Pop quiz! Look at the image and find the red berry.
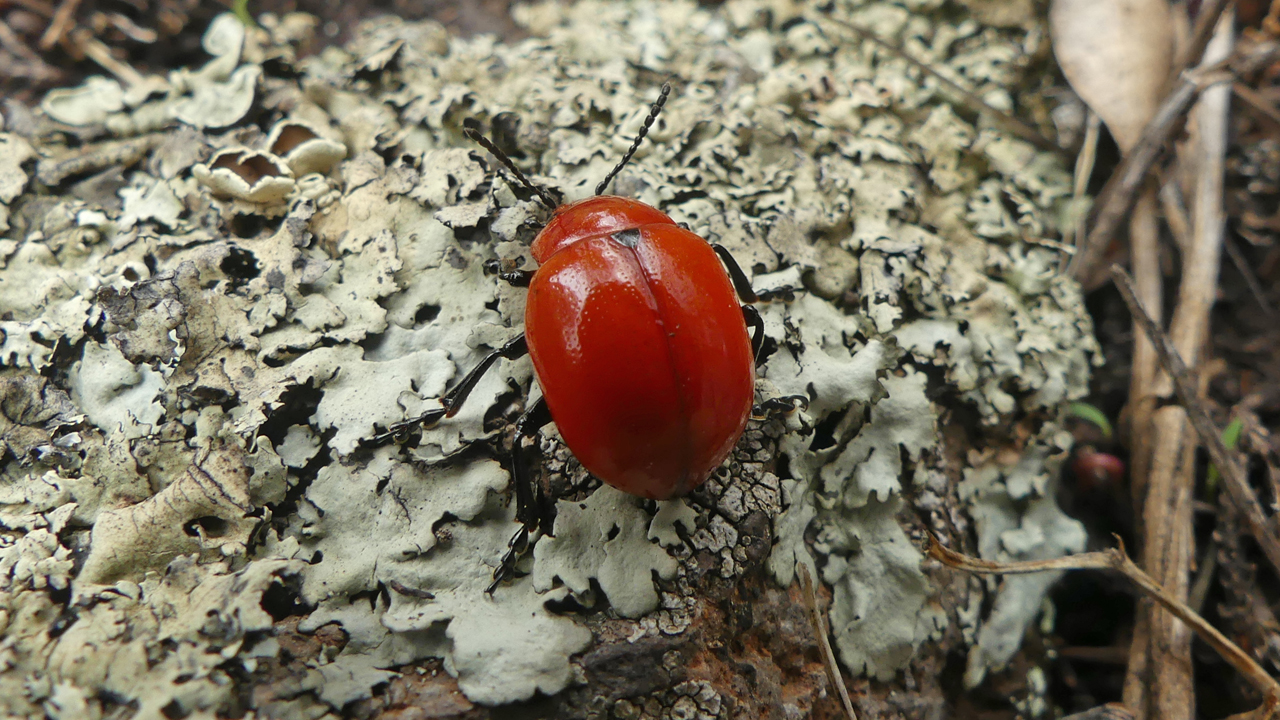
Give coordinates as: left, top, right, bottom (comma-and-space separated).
1072, 446, 1126, 490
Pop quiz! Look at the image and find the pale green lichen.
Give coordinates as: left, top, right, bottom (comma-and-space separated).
533, 486, 680, 619
0, 0, 1097, 713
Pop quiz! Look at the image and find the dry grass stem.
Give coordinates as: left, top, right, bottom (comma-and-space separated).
1125, 186, 1162, 533
1074, 111, 1102, 198
1133, 17, 1236, 717
1158, 176, 1193, 254
1187, 539, 1219, 614
1112, 266, 1280, 576
927, 537, 1280, 703
1071, 65, 1232, 283
74, 30, 146, 86
1062, 111, 1102, 272
1224, 233, 1276, 316
1233, 82, 1280, 132
1070, 0, 1235, 285
797, 563, 857, 720
37, 0, 81, 49
4, 0, 57, 18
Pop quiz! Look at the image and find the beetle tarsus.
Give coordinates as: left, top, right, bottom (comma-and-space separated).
487, 526, 532, 594
366, 407, 450, 447
499, 269, 534, 287
756, 286, 797, 302
752, 394, 810, 420
511, 397, 552, 524
484, 260, 535, 287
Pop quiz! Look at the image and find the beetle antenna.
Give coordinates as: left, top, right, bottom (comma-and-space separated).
463, 122, 559, 210
595, 82, 671, 196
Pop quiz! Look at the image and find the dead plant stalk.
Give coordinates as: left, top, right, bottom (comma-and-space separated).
1112, 267, 1280, 577
927, 538, 1280, 708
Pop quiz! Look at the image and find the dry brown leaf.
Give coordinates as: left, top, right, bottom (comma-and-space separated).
1050, 0, 1175, 154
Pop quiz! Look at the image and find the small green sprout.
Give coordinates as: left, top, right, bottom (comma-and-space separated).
1067, 402, 1113, 441
232, 0, 255, 28
1205, 417, 1244, 499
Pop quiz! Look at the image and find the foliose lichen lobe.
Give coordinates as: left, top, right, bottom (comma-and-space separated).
0, 0, 1095, 715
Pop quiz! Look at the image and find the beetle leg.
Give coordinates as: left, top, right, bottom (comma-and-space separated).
711, 244, 759, 304
499, 269, 534, 287
752, 394, 810, 420
489, 396, 554, 594
511, 396, 554, 531
483, 259, 535, 288
712, 244, 799, 303
756, 286, 796, 302
742, 305, 765, 363
366, 334, 529, 447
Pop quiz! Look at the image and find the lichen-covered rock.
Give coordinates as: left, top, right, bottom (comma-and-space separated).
0, 0, 1097, 716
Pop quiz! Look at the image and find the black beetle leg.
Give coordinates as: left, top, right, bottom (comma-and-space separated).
483, 259, 535, 288
756, 285, 797, 302
712, 244, 798, 303
488, 396, 554, 594
366, 334, 529, 447
499, 269, 535, 287
712, 244, 759, 304
742, 305, 765, 364
752, 395, 810, 420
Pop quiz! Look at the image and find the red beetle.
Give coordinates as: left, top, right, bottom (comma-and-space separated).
375, 85, 794, 590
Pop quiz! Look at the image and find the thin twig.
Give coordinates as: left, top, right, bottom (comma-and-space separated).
1111, 266, 1280, 579
1265, 0, 1280, 36
1070, 0, 1235, 283
1224, 233, 1276, 317
1074, 111, 1102, 198
1188, 538, 1219, 615
74, 30, 146, 87
37, 0, 80, 50
1183, 0, 1233, 77
797, 563, 857, 720
1062, 111, 1102, 273
1158, 175, 1193, 256
0, 18, 40, 60
1070, 66, 1232, 281
927, 536, 1280, 702
1, 0, 56, 17
1141, 18, 1235, 717
1233, 82, 1280, 133
100, 13, 157, 43
815, 14, 1066, 158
